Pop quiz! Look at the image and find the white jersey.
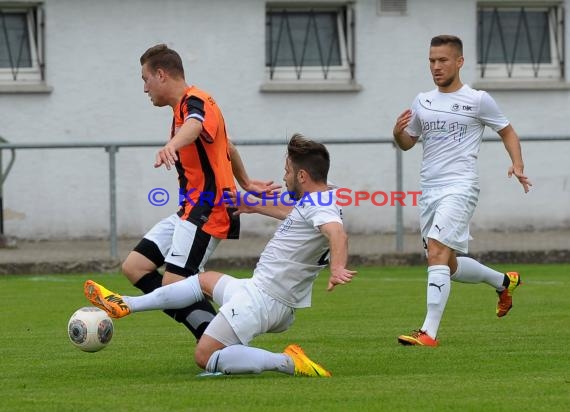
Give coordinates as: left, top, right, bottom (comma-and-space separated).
406, 84, 509, 188
252, 190, 343, 309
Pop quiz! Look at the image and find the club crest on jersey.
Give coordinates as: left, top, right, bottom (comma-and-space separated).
451, 103, 473, 112
278, 217, 293, 233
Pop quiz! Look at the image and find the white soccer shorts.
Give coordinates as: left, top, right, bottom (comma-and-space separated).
204, 278, 295, 346
142, 213, 220, 274
419, 184, 479, 255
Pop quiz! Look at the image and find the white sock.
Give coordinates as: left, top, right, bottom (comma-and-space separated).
421, 265, 451, 339
205, 345, 294, 375
451, 257, 505, 290
124, 275, 204, 313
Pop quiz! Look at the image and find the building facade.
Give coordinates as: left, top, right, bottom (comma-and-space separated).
1, 0, 569, 239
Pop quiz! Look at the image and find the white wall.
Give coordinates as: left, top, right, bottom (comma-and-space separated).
1, 0, 568, 239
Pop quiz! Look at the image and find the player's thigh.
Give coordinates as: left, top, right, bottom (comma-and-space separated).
164, 219, 220, 278
218, 283, 294, 345
123, 215, 178, 282
427, 188, 479, 254
208, 274, 249, 305
138, 214, 178, 258
202, 313, 241, 348
419, 189, 438, 242
266, 297, 295, 334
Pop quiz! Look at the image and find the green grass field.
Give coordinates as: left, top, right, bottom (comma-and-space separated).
1, 264, 569, 412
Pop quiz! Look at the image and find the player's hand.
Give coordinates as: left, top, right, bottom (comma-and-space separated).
242, 180, 282, 197
327, 267, 357, 291
224, 191, 255, 216
508, 164, 532, 193
154, 143, 178, 170
393, 109, 412, 139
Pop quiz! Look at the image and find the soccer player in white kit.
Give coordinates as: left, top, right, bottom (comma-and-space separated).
392, 35, 532, 347
84, 134, 357, 376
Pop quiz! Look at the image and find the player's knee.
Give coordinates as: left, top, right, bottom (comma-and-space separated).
121, 260, 137, 279
194, 347, 210, 369
121, 259, 150, 284
427, 243, 450, 265
427, 249, 443, 263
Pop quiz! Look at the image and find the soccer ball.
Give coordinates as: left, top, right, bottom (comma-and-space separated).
68, 307, 113, 352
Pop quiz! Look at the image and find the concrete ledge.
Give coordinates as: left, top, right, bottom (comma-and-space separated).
1, 249, 568, 275
472, 80, 570, 91
469, 249, 570, 265
351, 249, 570, 267
0, 83, 53, 94
0, 260, 121, 276
260, 80, 362, 92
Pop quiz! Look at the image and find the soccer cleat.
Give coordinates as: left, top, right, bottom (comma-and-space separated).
196, 371, 224, 378
496, 271, 521, 318
84, 280, 131, 319
398, 330, 439, 347
283, 344, 332, 377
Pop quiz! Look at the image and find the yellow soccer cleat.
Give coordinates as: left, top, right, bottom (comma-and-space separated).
283, 344, 332, 377
496, 271, 521, 318
84, 280, 131, 319
398, 330, 439, 347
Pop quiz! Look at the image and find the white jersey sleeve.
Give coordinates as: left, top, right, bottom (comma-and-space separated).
478, 91, 509, 132
301, 195, 343, 228
406, 93, 423, 138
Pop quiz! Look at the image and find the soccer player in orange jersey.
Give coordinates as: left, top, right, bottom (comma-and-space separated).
122, 44, 279, 340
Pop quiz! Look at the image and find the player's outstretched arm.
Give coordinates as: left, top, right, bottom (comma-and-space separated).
154, 118, 202, 170
320, 222, 357, 291
228, 140, 282, 196
228, 191, 293, 220
498, 124, 532, 193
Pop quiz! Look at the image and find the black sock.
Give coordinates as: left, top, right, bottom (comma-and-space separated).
133, 270, 215, 340
502, 274, 511, 289
133, 270, 163, 293
169, 299, 216, 340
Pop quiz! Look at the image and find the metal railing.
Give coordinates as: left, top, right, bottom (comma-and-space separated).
1, 136, 569, 259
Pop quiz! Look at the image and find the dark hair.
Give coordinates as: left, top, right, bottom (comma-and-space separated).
140, 44, 185, 79
287, 133, 330, 183
430, 35, 463, 56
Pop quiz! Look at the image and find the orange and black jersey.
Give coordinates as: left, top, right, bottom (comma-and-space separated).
171, 85, 239, 239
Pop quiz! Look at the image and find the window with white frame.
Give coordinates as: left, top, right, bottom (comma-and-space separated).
0, 2, 46, 89
264, 3, 357, 90
477, 3, 565, 81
